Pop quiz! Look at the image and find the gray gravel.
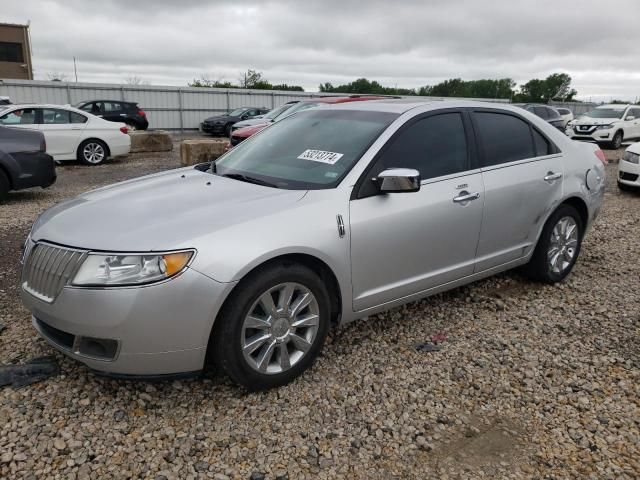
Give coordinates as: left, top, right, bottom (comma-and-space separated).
0, 142, 638, 479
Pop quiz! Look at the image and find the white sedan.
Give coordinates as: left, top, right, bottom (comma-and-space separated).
618, 142, 640, 191
0, 104, 130, 165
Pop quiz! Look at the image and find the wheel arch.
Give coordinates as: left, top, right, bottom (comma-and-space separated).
560, 196, 589, 229
215, 253, 343, 328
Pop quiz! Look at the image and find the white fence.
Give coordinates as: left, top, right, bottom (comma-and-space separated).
0, 79, 509, 131
549, 101, 597, 116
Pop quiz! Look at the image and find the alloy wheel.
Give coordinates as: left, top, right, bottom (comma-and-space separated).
547, 216, 579, 274
241, 282, 320, 375
83, 142, 105, 164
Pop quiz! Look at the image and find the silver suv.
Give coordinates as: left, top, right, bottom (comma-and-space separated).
21, 100, 605, 390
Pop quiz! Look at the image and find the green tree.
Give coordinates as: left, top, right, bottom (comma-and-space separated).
516, 73, 577, 102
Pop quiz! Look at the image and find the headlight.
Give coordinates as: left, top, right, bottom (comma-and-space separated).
623, 151, 640, 164
595, 124, 613, 130
72, 250, 194, 287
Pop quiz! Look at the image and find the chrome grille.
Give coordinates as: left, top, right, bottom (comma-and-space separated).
22, 243, 86, 303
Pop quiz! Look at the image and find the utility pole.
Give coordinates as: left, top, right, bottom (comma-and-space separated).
73, 57, 78, 82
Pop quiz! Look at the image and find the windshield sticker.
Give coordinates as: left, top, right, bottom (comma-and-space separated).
297, 149, 344, 164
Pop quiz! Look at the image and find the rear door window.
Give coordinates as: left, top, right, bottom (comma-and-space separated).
70, 112, 88, 124
41, 109, 71, 124
103, 102, 122, 112
474, 112, 536, 166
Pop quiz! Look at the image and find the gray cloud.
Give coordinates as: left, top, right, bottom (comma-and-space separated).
4, 0, 639, 100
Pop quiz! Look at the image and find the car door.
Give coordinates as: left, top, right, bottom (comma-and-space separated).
37, 108, 86, 157
349, 110, 484, 311
101, 102, 126, 123
0, 107, 38, 131
627, 108, 640, 138
471, 109, 564, 272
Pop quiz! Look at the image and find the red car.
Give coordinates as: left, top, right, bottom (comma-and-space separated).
227, 95, 392, 149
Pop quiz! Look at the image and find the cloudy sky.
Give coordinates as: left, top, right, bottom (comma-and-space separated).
4, 0, 639, 101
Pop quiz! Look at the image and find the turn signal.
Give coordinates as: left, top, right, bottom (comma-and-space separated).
120, 126, 129, 134
162, 252, 193, 276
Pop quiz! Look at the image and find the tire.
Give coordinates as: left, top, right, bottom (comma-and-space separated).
525, 204, 583, 283
0, 169, 9, 203
77, 139, 109, 166
224, 123, 233, 137
610, 131, 623, 149
209, 262, 331, 391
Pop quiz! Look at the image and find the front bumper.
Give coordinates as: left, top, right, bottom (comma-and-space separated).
21, 266, 233, 376
200, 123, 225, 134
12, 152, 57, 190
566, 127, 614, 143
618, 158, 640, 187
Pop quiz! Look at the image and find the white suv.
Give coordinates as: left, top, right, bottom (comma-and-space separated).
566, 104, 640, 149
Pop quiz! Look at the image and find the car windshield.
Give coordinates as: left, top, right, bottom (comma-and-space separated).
262, 103, 296, 121
585, 108, 625, 119
273, 102, 321, 122
228, 108, 247, 117
215, 109, 398, 190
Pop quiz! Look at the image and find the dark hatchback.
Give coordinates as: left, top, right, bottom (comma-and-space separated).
200, 107, 269, 136
0, 126, 56, 202
515, 104, 565, 130
75, 100, 149, 130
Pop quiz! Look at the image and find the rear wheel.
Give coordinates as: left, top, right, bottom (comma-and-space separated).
610, 131, 623, 149
224, 123, 233, 137
77, 139, 108, 166
209, 262, 331, 391
525, 204, 583, 283
0, 169, 9, 202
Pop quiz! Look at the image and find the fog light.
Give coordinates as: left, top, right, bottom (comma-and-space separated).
76, 336, 119, 360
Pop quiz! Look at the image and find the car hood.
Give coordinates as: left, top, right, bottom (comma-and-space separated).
203, 115, 235, 123
233, 118, 272, 129
31, 168, 307, 251
234, 123, 269, 138
626, 142, 640, 155
573, 116, 621, 125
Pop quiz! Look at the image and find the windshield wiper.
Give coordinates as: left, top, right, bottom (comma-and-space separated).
220, 173, 279, 188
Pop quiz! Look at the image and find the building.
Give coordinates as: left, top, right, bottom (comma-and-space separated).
0, 23, 33, 80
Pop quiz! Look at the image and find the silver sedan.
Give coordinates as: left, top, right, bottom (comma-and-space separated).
21, 100, 605, 390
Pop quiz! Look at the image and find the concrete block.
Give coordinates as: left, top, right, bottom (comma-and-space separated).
180, 139, 228, 166
129, 130, 173, 153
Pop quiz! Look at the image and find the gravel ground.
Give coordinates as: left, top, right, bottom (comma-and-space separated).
0, 141, 638, 480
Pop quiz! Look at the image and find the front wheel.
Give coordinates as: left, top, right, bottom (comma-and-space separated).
209, 262, 331, 390
610, 131, 623, 149
77, 139, 108, 166
525, 204, 583, 283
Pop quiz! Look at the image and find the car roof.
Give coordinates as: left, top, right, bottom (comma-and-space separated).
597, 104, 629, 109
77, 99, 137, 104
321, 99, 518, 114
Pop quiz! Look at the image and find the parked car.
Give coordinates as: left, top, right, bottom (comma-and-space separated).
75, 100, 149, 131
617, 142, 640, 191
566, 104, 640, 149
20, 100, 605, 390
555, 107, 574, 127
0, 125, 56, 202
514, 104, 565, 130
201, 107, 269, 136
228, 95, 392, 148
0, 104, 131, 165
230, 101, 300, 134
0, 96, 12, 105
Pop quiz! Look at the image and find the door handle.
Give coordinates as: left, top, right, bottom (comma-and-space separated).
453, 191, 480, 203
544, 172, 562, 182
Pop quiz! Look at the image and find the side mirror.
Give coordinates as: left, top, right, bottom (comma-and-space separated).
240, 114, 249, 120
376, 168, 421, 193
626, 115, 635, 121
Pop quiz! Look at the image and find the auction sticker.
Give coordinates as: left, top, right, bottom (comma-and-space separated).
297, 149, 344, 164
